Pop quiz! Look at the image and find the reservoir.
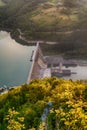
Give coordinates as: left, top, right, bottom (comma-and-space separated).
0, 31, 35, 88
0, 31, 87, 89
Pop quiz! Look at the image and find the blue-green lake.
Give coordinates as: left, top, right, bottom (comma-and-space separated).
0, 31, 87, 89
0, 31, 35, 88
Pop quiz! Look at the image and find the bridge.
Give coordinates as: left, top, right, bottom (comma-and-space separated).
27, 42, 47, 83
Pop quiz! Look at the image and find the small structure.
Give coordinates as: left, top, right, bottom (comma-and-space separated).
51, 68, 71, 77
30, 50, 34, 62
51, 63, 71, 77
43, 68, 51, 78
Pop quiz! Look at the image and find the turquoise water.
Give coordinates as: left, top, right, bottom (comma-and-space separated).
0, 31, 35, 88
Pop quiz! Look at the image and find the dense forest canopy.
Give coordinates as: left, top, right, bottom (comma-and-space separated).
0, 77, 87, 130
0, 0, 87, 57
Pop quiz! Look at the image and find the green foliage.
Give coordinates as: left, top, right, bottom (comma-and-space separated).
0, 0, 87, 58
5, 108, 25, 130
0, 77, 87, 129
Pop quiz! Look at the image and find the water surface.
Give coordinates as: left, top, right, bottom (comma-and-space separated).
63, 65, 87, 80
0, 31, 35, 88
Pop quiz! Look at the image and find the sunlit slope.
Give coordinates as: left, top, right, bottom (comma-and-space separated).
0, 77, 87, 129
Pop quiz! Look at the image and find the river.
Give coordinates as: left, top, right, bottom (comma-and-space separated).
0, 31, 36, 88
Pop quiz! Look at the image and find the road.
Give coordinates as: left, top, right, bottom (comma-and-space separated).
18, 29, 58, 45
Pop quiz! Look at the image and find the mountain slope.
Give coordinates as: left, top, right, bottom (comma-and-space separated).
0, 0, 80, 30
0, 0, 87, 58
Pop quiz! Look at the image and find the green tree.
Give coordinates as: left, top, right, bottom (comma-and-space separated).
6, 108, 25, 130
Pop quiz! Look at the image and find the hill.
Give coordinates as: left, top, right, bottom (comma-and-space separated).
0, 77, 87, 129
0, 0, 87, 58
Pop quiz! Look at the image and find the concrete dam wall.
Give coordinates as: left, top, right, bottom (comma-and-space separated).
27, 42, 47, 83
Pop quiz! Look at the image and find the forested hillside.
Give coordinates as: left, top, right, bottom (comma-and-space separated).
0, 77, 87, 130
0, 0, 87, 57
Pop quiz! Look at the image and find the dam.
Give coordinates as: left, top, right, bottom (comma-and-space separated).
27, 42, 48, 83
26, 43, 87, 82
26, 42, 76, 83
